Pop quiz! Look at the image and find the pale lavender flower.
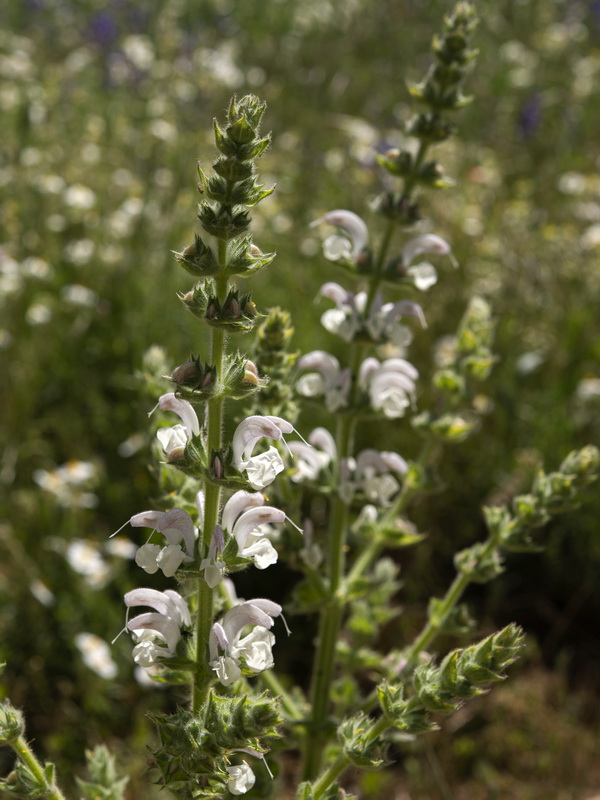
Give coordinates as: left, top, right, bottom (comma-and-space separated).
222, 491, 284, 569
124, 588, 191, 667
354, 449, 408, 503
360, 357, 419, 419
401, 233, 454, 291
287, 427, 336, 483
209, 599, 282, 685
155, 392, 200, 461
232, 415, 294, 490
296, 351, 351, 412
129, 508, 196, 577
312, 209, 369, 261
319, 283, 426, 345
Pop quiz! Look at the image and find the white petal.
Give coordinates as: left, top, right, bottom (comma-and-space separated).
232, 416, 285, 466
156, 544, 188, 577
158, 393, 200, 437
402, 234, 450, 266
135, 543, 161, 574
226, 763, 256, 795
316, 209, 369, 258
242, 447, 285, 490
408, 262, 438, 291
222, 491, 265, 532
212, 655, 242, 686
240, 537, 278, 569
232, 506, 286, 550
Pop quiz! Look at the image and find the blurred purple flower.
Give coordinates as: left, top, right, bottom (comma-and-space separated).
88, 12, 119, 46
518, 93, 541, 139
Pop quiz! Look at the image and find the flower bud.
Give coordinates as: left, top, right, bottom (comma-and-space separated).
0, 701, 25, 745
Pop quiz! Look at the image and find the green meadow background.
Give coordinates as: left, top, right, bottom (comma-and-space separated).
1, 0, 599, 796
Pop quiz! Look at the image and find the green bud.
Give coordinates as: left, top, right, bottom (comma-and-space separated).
413, 665, 457, 713
417, 160, 456, 189
433, 369, 465, 397
408, 112, 454, 142
225, 238, 276, 278
0, 701, 25, 745
173, 234, 219, 278
560, 445, 600, 481
337, 713, 388, 768
213, 155, 254, 182
375, 148, 413, 178
427, 597, 476, 636
198, 202, 251, 240
454, 542, 504, 582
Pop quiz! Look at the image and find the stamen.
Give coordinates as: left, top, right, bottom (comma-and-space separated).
285, 515, 304, 535
109, 519, 130, 539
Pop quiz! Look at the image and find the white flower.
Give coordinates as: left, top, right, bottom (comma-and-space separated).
359, 357, 418, 419
402, 233, 452, 266
155, 393, 200, 461
75, 633, 118, 680
408, 262, 437, 291
222, 493, 285, 569
226, 762, 256, 795
287, 427, 336, 483
65, 540, 110, 589
318, 283, 426, 344
209, 599, 282, 685
312, 209, 369, 261
354, 449, 407, 503
401, 233, 455, 290
296, 351, 351, 412
129, 508, 196, 577
200, 524, 225, 588
124, 588, 191, 667
232, 415, 293, 490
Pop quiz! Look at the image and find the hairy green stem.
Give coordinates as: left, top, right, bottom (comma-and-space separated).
302, 411, 355, 779
11, 737, 66, 800
311, 715, 389, 800
192, 263, 229, 713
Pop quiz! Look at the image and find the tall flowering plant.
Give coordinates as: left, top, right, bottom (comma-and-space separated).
1, 4, 598, 800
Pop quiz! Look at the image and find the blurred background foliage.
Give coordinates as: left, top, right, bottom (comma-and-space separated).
1, 0, 599, 796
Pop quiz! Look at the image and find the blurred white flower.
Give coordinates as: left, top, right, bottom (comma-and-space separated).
75, 633, 118, 680
359, 357, 418, 419
122, 35, 154, 70
21, 257, 51, 280
33, 460, 98, 508
312, 209, 369, 262
65, 540, 110, 589
576, 377, 600, 401
63, 184, 96, 210
63, 238, 95, 266
26, 303, 52, 326
296, 351, 351, 412
29, 579, 55, 607
61, 284, 98, 307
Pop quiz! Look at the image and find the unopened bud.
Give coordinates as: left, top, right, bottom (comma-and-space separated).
212, 455, 224, 480
243, 360, 259, 385
0, 702, 25, 745
171, 361, 199, 385
228, 297, 241, 318
200, 370, 214, 390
